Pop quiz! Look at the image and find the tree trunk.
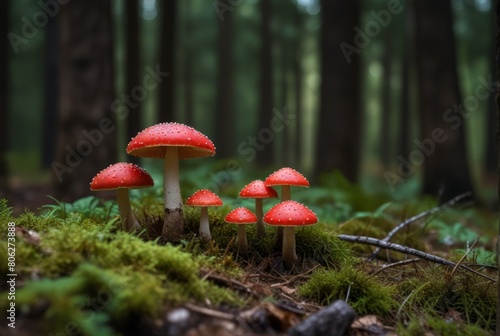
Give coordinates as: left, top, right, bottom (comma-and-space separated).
0, 0, 8, 183
183, 0, 194, 126
292, 9, 304, 169
399, 3, 413, 162
214, 12, 235, 158
414, 0, 475, 201
256, 0, 274, 166
41, 1, 59, 170
495, 0, 500, 333
158, 0, 176, 123
52, 0, 117, 201
380, 28, 393, 168
125, 0, 140, 163
486, 8, 497, 175
315, 0, 361, 181
279, 36, 289, 166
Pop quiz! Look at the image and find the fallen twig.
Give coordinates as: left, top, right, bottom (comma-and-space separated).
338, 234, 496, 283
368, 192, 472, 261
370, 258, 421, 277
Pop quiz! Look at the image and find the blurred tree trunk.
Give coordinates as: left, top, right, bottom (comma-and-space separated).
257, 0, 274, 166
214, 13, 235, 158
279, 36, 290, 166
380, 29, 393, 168
158, 0, 176, 123
292, 9, 304, 169
0, 0, 8, 183
52, 0, 117, 201
315, 0, 361, 181
496, 0, 500, 331
398, 3, 413, 162
414, 0, 475, 201
486, 9, 497, 175
125, 0, 140, 163
42, 4, 59, 170
183, 0, 194, 126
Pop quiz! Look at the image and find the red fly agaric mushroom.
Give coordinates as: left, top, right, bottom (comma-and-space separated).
264, 167, 310, 244
90, 163, 154, 232
239, 180, 278, 237
126, 123, 215, 242
225, 207, 258, 255
263, 200, 317, 267
264, 167, 309, 201
185, 189, 223, 242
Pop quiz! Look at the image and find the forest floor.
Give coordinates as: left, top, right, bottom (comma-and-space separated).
0, 171, 498, 336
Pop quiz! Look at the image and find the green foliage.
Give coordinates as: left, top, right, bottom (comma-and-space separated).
41, 196, 119, 225
299, 265, 396, 316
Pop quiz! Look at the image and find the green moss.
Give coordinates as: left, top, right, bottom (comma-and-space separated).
396, 268, 496, 331
398, 313, 489, 336
0, 201, 244, 334
298, 265, 396, 316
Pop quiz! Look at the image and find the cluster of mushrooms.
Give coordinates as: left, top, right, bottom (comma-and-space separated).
90, 122, 318, 267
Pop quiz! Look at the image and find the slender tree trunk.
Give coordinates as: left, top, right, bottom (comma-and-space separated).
257, 0, 274, 166
380, 29, 393, 168
399, 4, 413, 162
42, 2, 58, 170
486, 8, 497, 175
52, 0, 117, 201
280, 37, 289, 166
495, 1, 500, 332
125, 0, 140, 163
214, 13, 235, 158
292, 9, 303, 169
183, 0, 194, 126
0, 0, 8, 183
158, 0, 176, 123
414, 0, 475, 201
315, 0, 361, 181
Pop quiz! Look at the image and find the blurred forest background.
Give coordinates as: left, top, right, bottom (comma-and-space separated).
0, 0, 496, 210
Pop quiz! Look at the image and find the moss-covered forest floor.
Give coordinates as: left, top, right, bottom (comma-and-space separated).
0, 168, 497, 335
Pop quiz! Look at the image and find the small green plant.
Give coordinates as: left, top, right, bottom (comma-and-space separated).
42, 195, 118, 224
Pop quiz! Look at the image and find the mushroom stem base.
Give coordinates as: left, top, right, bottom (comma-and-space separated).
162, 207, 184, 242
199, 207, 211, 242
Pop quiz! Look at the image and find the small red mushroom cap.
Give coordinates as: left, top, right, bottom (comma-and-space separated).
90, 163, 154, 191
186, 189, 223, 207
225, 207, 258, 224
239, 180, 278, 199
127, 122, 216, 159
263, 200, 318, 227
264, 167, 310, 188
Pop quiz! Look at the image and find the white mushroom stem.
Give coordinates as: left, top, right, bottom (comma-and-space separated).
275, 185, 291, 244
164, 147, 182, 209
282, 226, 298, 267
116, 188, 141, 232
237, 225, 248, 255
199, 207, 211, 242
162, 146, 184, 241
255, 198, 265, 237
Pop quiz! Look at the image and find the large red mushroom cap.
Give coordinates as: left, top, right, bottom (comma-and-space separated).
263, 200, 317, 227
90, 163, 154, 190
239, 180, 278, 199
264, 167, 310, 188
186, 189, 223, 207
126, 122, 215, 159
225, 207, 258, 224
